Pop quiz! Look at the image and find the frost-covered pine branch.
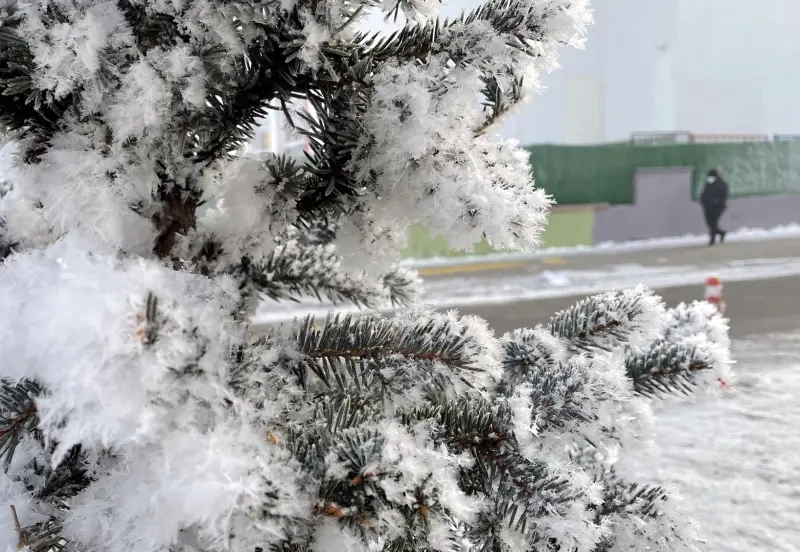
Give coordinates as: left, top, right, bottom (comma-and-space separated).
0, 379, 40, 471
0, 0, 733, 550
226, 239, 421, 313
546, 286, 666, 352
566, 446, 700, 552
626, 341, 717, 398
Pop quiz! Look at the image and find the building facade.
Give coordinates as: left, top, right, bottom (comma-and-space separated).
490, 0, 800, 145
247, 0, 800, 150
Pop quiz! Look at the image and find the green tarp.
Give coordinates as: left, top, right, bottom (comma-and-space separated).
526, 140, 800, 205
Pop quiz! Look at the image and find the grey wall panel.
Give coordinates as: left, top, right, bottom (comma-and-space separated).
593, 167, 703, 242
723, 194, 800, 232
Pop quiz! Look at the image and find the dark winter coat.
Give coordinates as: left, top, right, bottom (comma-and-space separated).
700, 175, 729, 212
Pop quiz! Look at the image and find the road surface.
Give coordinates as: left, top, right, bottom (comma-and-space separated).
455, 277, 800, 338
251, 236, 800, 338
416, 236, 800, 338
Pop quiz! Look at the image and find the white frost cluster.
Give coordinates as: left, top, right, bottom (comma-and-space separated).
662, 300, 734, 388
341, 0, 592, 253
356, 62, 551, 250
0, 234, 307, 552
197, 154, 299, 264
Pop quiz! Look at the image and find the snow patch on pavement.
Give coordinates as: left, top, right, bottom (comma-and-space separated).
404, 224, 800, 269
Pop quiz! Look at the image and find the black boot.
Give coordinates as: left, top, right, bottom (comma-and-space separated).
719, 230, 727, 244
709, 233, 716, 246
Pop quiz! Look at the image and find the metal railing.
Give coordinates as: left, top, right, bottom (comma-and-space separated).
630, 131, 784, 145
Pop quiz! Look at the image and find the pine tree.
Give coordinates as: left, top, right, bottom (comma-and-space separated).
0, 0, 732, 551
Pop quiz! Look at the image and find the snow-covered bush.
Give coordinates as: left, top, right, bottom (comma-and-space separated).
0, 0, 731, 551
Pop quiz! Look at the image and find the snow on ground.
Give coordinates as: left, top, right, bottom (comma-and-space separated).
252, 256, 800, 325
405, 224, 800, 269
621, 331, 800, 552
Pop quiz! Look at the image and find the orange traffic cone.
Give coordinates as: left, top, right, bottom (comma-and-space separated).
704, 275, 726, 314
705, 275, 732, 390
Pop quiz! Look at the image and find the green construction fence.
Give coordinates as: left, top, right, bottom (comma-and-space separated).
526, 140, 800, 205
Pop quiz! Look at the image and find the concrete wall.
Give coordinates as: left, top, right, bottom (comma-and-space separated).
593, 167, 800, 243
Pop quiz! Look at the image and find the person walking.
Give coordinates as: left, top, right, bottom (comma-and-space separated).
700, 168, 729, 245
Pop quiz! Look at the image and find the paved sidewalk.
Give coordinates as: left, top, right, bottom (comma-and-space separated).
418, 235, 800, 280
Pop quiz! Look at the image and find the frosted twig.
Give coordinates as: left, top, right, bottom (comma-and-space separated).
10, 505, 24, 548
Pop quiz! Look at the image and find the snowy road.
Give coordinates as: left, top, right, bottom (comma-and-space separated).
253, 235, 800, 337
413, 234, 800, 326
